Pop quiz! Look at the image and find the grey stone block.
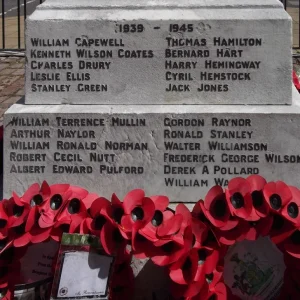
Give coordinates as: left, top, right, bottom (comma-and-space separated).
25, 0, 292, 105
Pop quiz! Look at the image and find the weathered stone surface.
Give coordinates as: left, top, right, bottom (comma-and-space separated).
25, 0, 292, 105
3, 89, 300, 200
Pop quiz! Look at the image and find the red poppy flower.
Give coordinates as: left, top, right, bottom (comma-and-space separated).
269, 213, 296, 244
156, 204, 191, 246
100, 222, 127, 256
19, 181, 51, 208
139, 195, 182, 243
87, 197, 112, 234
199, 186, 231, 228
243, 215, 273, 241
0, 203, 8, 239
282, 186, 300, 225
225, 178, 252, 219
0, 286, 13, 300
121, 189, 155, 234
151, 226, 193, 267
246, 175, 269, 221
4, 196, 30, 228
263, 181, 292, 212
169, 248, 199, 285
38, 184, 71, 228
56, 186, 89, 224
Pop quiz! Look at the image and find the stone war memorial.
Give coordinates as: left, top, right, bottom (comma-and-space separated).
2, 0, 300, 299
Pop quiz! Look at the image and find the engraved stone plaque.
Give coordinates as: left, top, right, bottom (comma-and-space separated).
25, 0, 292, 105
4, 97, 300, 201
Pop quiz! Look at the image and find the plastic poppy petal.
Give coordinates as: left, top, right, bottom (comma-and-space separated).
141, 197, 155, 223
101, 222, 118, 255
219, 218, 239, 231
40, 181, 51, 197
228, 177, 251, 196
277, 181, 292, 205
69, 213, 86, 233
68, 186, 89, 199
150, 195, 169, 211
25, 206, 38, 232
111, 193, 122, 206
13, 232, 31, 247
30, 227, 52, 244
22, 183, 40, 204
121, 214, 133, 232
285, 242, 300, 259
204, 185, 224, 210
200, 204, 228, 228
12, 192, 24, 207
90, 197, 111, 218
82, 193, 99, 209
123, 189, 145, 214
205, 250, 219, 274
176, 204, 192, 227
50, 184, 70, 195
157, 214, 183, 237
247, 175, 267, 191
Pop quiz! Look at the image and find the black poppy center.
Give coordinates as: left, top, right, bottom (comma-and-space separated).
131, 207, 144, 222
13, 204, 24, 217
0, 267, 8, 278
213, 198, 227, 217
50, 194, 63, 210
31, 194, 43, 207
288, 203, 299, 219
0, 239, 7, 250
0, 219, 7, 229
113, 229, 123, 244
94, 215, 106, 230
113, 207, 124, 224
209, 295, 216, 300
151, 210, 163, 227
60, 224, 70, 233
230, 193, 244, 209
272, 214, 285, 231
206, 273, 214, 284
161, 242, 174, 254
1, 248, 14, 262
14, 223, 26, 235
203, 230, 217, 247
249, 221, 257, 227
291, 230, 300, 245
270, 194, 282, 210
182, 257, 192, 271
68, 198, 81, 214
252, 190, 264, 208
198, 249, 207, 265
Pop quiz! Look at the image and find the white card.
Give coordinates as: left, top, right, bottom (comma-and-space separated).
57, 251, 113, 298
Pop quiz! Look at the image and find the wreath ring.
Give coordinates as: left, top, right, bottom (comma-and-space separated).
0, 175, 300, 299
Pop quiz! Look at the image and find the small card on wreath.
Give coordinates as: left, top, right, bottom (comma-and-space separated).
51, 233, 115, 300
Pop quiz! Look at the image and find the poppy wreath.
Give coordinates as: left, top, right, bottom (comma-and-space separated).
0, 175, 300, 299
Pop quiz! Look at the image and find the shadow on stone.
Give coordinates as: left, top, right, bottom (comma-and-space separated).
132, 258, 171, 300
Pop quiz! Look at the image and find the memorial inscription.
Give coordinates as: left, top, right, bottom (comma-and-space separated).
4, 104, 300, 200
25, 0, 292, 105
